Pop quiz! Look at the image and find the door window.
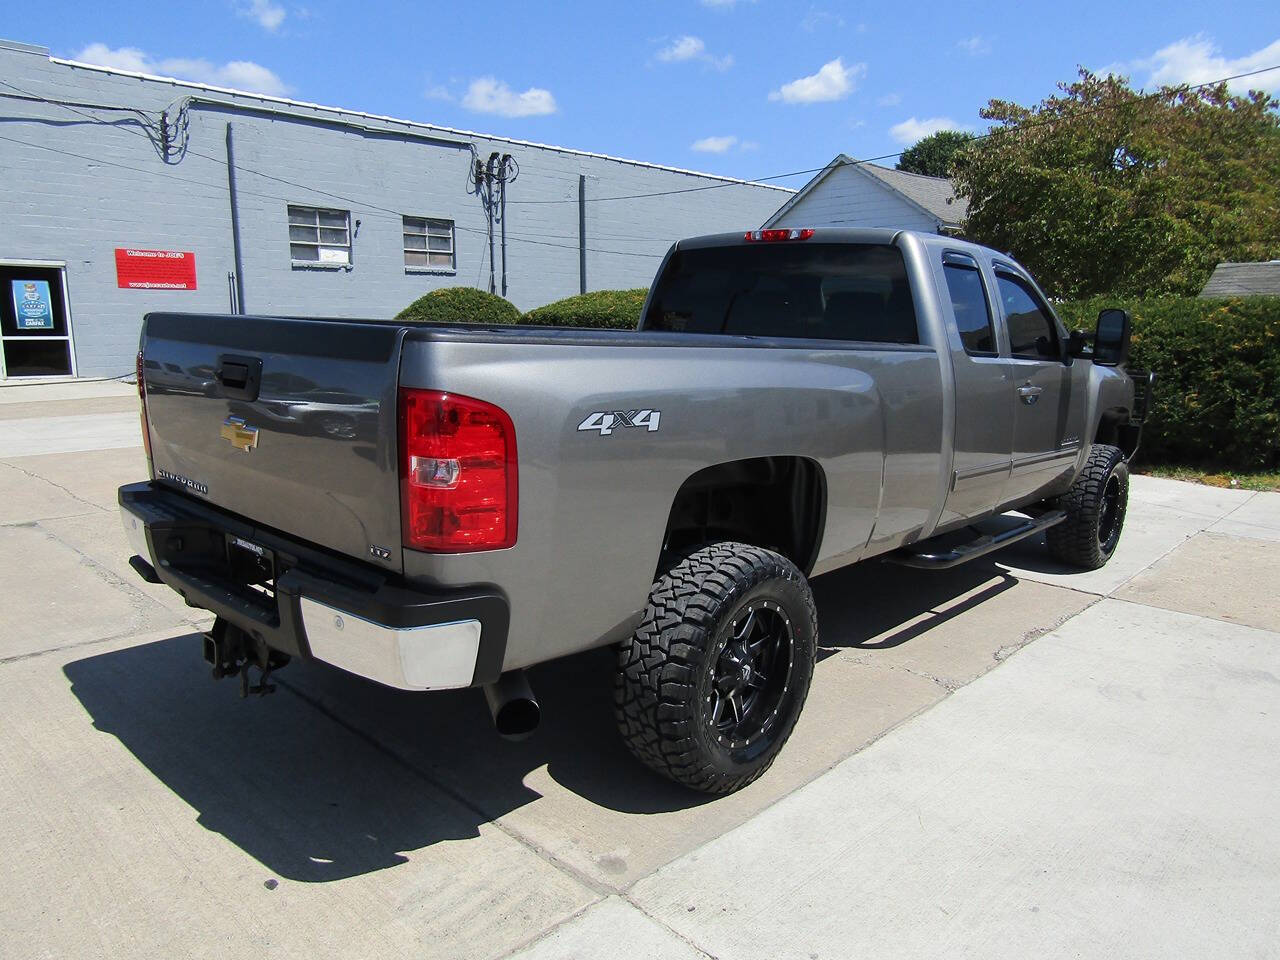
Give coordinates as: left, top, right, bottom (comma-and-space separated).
996, 272, 1059, 360
943, 262, 997, 355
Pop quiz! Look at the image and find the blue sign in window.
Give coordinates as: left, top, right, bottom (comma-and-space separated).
11, 279, 54, 330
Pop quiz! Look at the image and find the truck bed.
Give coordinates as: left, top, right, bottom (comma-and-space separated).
139, 311, 946, 670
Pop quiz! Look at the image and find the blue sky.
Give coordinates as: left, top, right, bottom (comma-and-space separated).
8, 0, 1280, 188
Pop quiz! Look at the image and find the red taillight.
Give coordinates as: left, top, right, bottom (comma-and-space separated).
399, 388, 518, 552
744, 228, 815, 242
136, 350, 153, 468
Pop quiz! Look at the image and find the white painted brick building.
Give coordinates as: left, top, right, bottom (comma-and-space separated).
0, 38, 792, 379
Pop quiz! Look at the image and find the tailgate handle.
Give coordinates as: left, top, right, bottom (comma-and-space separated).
215, 355, 263, 401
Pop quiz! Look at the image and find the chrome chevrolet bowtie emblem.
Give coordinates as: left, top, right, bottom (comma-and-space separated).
220, 416, 259, 452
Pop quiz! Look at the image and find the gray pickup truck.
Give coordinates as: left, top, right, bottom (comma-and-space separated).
120, 228, 1148, 793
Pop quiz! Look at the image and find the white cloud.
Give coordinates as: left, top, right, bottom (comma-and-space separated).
739, 139, 760, 151
73, 43, 150, 72
769, 57, 864, 104
889, 116, 960, 145
957, 35, 991, 56
423, 84, 452, 102
801, 8, 845, 32
72, 43, 288, 95
876, 92, 902, 107
692, 135, 738, 153
1116, 35, 1280, 94
461, 76, 557, 117
656, 35, 734, 70
205, 60, 288, 94
240, 0, 285, 32
658, 35, 705, 62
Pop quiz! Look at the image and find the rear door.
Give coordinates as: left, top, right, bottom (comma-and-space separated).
992, 269, 1087, 504
938, 252, 1014, 525
141, 313, 406, 573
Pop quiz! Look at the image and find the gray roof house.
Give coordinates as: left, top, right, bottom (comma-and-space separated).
764, 154, 968, 234
1199, 261, 1280, 298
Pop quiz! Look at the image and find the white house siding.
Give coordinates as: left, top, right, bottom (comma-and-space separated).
0, 40, 790, 378
769, 165, 938, 233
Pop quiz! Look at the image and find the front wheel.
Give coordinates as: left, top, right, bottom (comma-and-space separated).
614, 541, 818, 794
1045, 443, 1129, 569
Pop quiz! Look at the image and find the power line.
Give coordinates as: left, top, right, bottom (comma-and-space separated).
505, 62, 1280, 205
1, 76, 675, 258
3, 60, 1276, 252
0, 131, 665, 260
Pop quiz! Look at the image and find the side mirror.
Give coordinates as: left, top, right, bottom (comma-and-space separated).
1093, 308, 1130, 366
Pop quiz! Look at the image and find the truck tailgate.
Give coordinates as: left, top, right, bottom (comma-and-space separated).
140, 313, 405, 573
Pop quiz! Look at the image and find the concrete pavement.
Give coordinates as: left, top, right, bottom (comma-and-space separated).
529, 600, 1280, 959
1, 384, 1277, 959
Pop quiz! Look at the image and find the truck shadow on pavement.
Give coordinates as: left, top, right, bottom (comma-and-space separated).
63, 557, 1024, 884
812, 557, 1019, 655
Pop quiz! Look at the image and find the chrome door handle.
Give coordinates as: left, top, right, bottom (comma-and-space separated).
1017, 384, 1043, 405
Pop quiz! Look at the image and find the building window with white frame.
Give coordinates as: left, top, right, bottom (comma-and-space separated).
288, 205, 352, 265
403, 216, 455, 271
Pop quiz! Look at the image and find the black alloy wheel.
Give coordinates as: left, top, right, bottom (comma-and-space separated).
1046, 443, 1130, 570
705, 601, 795, 751
615, 541, 818, 794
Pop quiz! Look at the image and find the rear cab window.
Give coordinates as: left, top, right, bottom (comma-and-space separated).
941, 254, 997, 355
644, 243, 919, 344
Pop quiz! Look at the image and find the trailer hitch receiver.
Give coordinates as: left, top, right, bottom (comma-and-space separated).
203, 616, 290, 697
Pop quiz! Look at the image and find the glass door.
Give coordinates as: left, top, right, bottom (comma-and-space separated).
0, 262, 76, 378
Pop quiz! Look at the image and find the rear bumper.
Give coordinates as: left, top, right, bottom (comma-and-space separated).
119, 481, 509, 690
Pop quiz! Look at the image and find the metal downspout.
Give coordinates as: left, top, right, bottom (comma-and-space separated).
499, 154, 510, 297
486, 153, 498, 294
578, 174, 587, 294
225, 123, 247, 314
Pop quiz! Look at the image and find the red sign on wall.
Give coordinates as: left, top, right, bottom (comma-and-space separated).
114, 249, 197, 290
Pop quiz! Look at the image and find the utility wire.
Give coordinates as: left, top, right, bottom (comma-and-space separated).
505, 62, 1280, 205
0, 77, 670, 256
3, 61, 1277, 251
0, 131, 666, 259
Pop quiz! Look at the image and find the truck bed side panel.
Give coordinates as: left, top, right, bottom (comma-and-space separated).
398, 335, 942, 670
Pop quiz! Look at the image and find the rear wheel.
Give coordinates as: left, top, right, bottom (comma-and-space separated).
615, 542, 818, 794
1046, 443, 1129, 569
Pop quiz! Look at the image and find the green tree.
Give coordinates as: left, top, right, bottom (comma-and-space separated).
951, 70, 1280, 299
895, 130, 974, 177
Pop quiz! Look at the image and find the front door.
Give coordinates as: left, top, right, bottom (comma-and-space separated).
0, 262, 75, 379
994, 269, 1086, 504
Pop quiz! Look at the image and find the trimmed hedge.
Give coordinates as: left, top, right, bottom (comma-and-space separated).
1057, 296, 1280, 470
522, 289, 647, 329
397, 287, 521, 326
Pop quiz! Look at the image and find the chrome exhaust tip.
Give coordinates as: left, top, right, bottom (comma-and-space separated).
482, 670, 540, 741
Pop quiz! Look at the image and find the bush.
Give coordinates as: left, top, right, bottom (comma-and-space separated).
522, 289, 648, 329
1057, 296, 1280, 470
397, 287, 521, 326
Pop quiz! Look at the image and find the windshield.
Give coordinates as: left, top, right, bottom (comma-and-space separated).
644, 242, 918, 344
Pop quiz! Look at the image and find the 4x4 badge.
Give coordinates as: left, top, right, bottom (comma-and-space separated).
220, 416, 259, 452
577, 408, 661, 436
